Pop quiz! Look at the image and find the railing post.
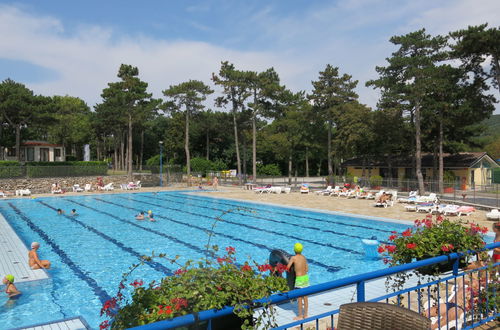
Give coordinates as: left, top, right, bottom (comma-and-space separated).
356, 281, 365, 302
452, 257, 459, 276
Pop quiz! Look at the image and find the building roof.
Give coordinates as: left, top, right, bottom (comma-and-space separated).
342, 152, 499, 169
21, 140, 63, 147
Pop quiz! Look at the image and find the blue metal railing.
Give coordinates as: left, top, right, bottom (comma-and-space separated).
129, 242, 500, 330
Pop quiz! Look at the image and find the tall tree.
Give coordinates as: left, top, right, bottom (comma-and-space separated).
163, 80, 213, 184
367, 29, 447, 194
247, 68, 281, 183
212, 61, 251, 182
309, 65, 358, 176
49, 95, 92, 158
100, 64, 155, 179
450, 24, 500, 94
0, 79, 50, 161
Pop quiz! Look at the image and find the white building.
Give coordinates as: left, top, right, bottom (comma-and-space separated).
4, 141, 66, 162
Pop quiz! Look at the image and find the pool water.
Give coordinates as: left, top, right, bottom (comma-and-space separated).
0, 191, 422, 328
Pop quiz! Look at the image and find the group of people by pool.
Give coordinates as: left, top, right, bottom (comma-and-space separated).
56, 208, 77, 216
3, 241, 51, 299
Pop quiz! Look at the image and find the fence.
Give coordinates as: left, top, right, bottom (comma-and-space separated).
128, 242, 500, 330
0, 165, 108, 178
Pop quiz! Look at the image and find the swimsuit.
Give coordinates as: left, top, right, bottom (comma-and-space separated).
295, 275, 310, 289
494, 239, 500, 261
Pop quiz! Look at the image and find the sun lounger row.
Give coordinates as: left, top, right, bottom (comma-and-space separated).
253, 185, 291, 194
404, 203, 475, 216
397, 191, 438, 204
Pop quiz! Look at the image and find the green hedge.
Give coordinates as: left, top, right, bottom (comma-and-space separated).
25, 161, 106, 166
0, 161, 107, 178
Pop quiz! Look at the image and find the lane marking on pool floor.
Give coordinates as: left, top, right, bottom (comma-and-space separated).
147, 194, 391, 243
93, 197, 343, 274
174, 193, 395, 234
7, 203, 112, 304
36, 200, 173, 276
118, 195, 362, 255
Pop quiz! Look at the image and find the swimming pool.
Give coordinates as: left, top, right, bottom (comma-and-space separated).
0, 191, 417, 328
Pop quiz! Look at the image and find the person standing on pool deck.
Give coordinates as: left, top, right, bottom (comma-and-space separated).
29, 242, 51, 269
287, 243, 309, 320
2, 275, 21, 298
213, 176, 219, 191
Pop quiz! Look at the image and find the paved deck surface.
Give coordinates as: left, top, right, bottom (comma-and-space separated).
0, 213, 48, 283
16, 317, 89, 330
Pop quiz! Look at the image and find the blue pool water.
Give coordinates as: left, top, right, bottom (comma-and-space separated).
0, 191, 478, 328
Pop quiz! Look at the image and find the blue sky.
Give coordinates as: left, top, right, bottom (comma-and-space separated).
0, 0, 499, 110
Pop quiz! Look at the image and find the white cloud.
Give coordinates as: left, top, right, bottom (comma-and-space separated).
0, 1, 498, 111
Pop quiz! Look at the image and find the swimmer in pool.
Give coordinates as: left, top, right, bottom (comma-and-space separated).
28, 242, 51, 269
287, 243, 309, 320
147, 210, 155, 222
136, 212, 145, 220
3, 275, 21, 298
56, 208, 64, 215
70, 209, 77, 216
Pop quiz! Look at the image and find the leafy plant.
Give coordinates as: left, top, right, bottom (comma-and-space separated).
257, 164, 282, 176
378, 214, 487, 267
369, 175, 383, 187
100, 209, 289, 330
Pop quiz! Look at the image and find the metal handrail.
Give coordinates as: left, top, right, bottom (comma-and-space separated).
129, 242, 500, 329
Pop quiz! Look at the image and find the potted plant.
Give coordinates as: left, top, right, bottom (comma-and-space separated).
378, 214, 488, 275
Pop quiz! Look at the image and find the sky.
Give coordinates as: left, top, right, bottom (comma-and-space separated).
0, 0, 499, 110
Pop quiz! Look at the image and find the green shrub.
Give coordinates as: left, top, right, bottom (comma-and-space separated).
189, 157, 213, 176
65, 155, 77, 161
0, 161, 20, 166
370, 175, 383, 187
211, 159, 228, 172
257, 164, 282, 176
146, 154, 165, 167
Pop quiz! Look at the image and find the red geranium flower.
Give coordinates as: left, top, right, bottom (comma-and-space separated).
402, 228, 412, 237
386, 245, 396, 253
378, 245, 386, 253
406, 243, 417, 249
174, 269, 187, 275
226, 246, 236, 254
130, 279, 144, 288
99, 320, 109, 329
241, 264, 252, 272
389, 235, 397, 241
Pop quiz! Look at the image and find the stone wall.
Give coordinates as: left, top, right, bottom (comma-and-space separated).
0, 174, 165, 194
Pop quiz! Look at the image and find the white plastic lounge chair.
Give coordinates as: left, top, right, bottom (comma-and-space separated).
416, 193, 438, 203
103, 183, 114, 191
135, 180, 141, 188
397, 191, 419, 203
269, 186, 282, 194
339, 189, 353, 197
120, 183, 129, 190
15, 189, 31, 196
127, 182, 139, 190
84, 184, 92, 192
315, 186, 332, 195
300, 184, 309, 194
457, 206, 475, 216
405, 204, 417, 212
72, 184, 84, 192
486, 209, 500, 220
253, 185, 271, 194
365, 191, 376, 200
329, 186, 342, 196
51, 183, 62, 194
416, 203, 436, 213
283, 187, 291, 194
441, 204, 460, 216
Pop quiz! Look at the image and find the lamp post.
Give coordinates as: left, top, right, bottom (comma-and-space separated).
159, 141, 163, 187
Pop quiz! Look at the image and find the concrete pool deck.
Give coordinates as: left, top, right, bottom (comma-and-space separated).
0, 213, 48, 284
198, 186, 498, 232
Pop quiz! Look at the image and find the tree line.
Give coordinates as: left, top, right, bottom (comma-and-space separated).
0, 24, 498, 190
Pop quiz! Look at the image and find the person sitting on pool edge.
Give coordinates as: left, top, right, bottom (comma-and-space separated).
287, 243, 309, 320
147, 210, 155, 222
29, 242, 51, 269
3, 275, 21, 298
136, 211, 145, 220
